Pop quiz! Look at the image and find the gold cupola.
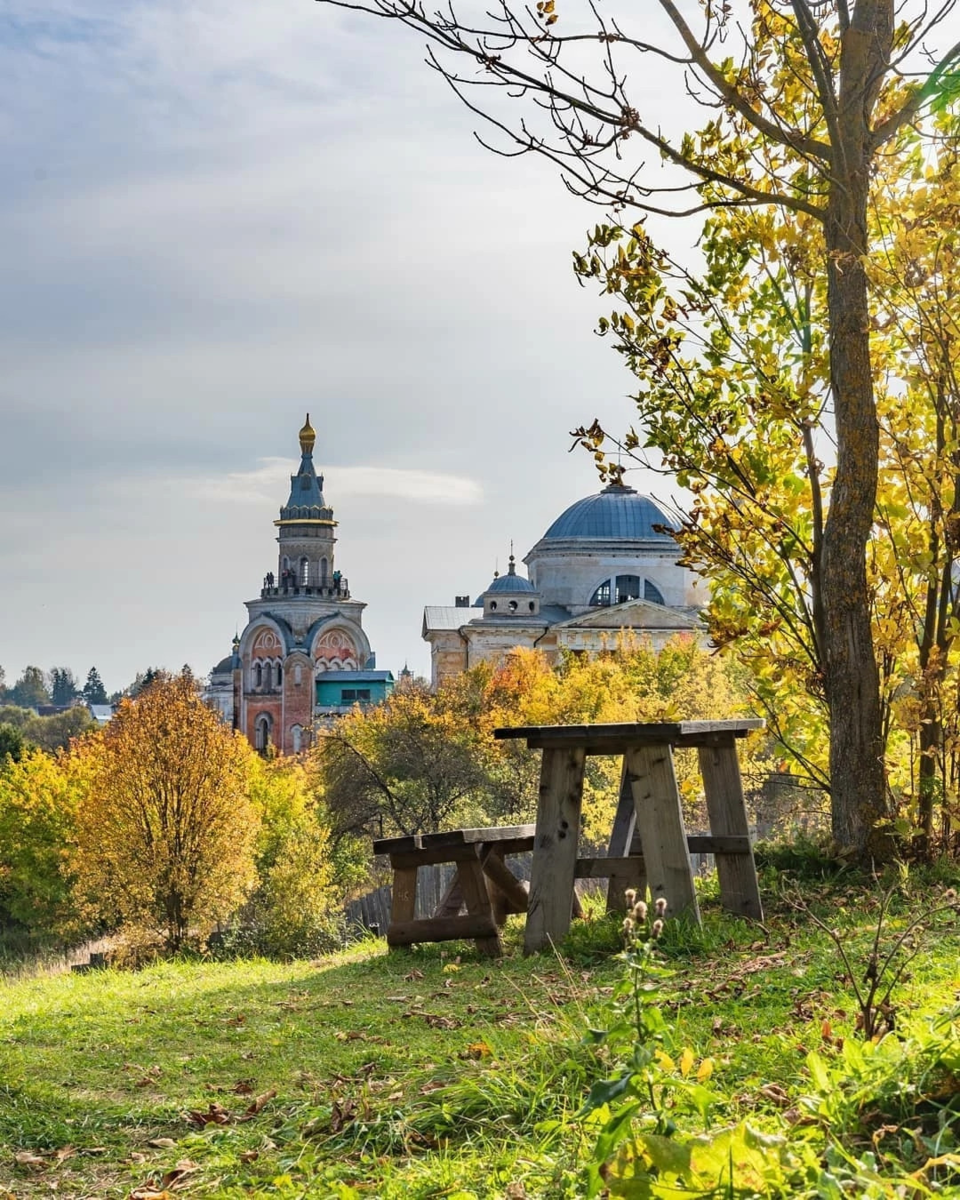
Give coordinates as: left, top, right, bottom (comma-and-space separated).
299, 413, 317, 455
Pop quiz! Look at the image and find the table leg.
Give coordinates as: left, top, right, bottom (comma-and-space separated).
698, 740, 764, 921
605, 758, 647, 913
626, 743, 701, 924
524, 746, 586, 954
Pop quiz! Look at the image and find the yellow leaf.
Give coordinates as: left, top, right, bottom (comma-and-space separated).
697, 1057, 714, 1082
679, 1047, 695, 1077
654, 1050, 674, 1071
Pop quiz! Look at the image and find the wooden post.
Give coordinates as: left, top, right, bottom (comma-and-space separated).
524, 746, 586, 954
455, 851, 502, 957
626, 743, 700, 924
386, 865, 419, 947
698, 740, 764, 921
605, 758, 647, 913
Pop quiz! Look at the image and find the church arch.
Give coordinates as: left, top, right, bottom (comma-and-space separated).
254, 662, 263, 689
264, 662, 272, 691
589, 579, 612, 607
254, 713, 272, 753
290, 724, 303, 753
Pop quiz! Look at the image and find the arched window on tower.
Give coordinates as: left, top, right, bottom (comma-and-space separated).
264, 662, 273, 691
255, 662, 263, 689
291, 724, 303, 753
644, 579, 666, 605
255, 714, 272, 754
320, 557, 328, 583
300, 557, 309, 586
276, 662, 283, 686
615, 575, 642, 603
589, 580, 612, 607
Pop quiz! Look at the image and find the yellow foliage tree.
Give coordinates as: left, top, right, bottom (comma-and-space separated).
72, 674, 259, 950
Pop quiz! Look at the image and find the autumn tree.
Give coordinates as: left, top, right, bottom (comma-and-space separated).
73, 673, 259, 950
316, 0, 960, 856
0, 749, 90, 937
319, 681, 493, 839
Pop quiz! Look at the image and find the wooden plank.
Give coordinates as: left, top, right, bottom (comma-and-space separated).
456, 824, 536, 843
455, 854, 502, 957
494, 719, 764, 749
480, 847, 530, 914
606, 758, 644, 913
576, 856, 647, 881
389, 865, 418, 934
373, 833, 421, 855
524, 746, 587, 954
626, 743, 701, 924
389, 845, 497, 870
698, 742, 764, 921
686, 834, 751, 855
386, 913, 501, 945
433, 871, 464, 918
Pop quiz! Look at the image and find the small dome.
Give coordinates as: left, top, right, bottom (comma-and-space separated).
486, 572, 537, 594
299, 412, 316, 455
542, 484, 674, 541
210, 655, 235, 675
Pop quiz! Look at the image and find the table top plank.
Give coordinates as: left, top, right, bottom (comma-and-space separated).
494, 719, 764, 752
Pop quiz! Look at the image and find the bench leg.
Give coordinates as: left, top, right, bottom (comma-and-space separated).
387, 865, 418, 950
456, 854, 502, 957
626, 743, 700, 925
698, 741, 763, 921
524, 747, 586, 954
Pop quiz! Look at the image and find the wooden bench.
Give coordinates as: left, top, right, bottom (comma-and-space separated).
372, 825, 536, 957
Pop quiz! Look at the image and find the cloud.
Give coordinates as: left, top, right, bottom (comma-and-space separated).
181, 458, 483, 507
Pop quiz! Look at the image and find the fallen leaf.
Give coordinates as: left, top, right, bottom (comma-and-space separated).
14, 1151, 46, 1167
186, 1103, 230, 1127
161, 1160, 200, 1189
232, 1080, 255, 1095
146, 1139, 177, 1150
239, 1149, 259, 1163
239, 1088, 277, 1121
329, 1098, 357, 1133
758, 1083, 790, 1107
128, 1189, 173, 1200
403, 969, 424, 981
462, 1041, 492, 1060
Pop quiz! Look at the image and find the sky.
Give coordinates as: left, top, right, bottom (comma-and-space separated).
0, 0, 713, 692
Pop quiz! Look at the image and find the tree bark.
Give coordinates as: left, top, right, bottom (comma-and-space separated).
820, 4, 893, 856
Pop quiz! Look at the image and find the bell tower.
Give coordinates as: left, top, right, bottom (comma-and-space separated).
274, 414, 342, 595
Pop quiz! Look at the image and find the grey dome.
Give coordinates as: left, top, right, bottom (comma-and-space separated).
486, 572, 537, 594
542, 485, 675, 541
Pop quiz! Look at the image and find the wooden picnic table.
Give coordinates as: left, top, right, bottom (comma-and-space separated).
493, 719, 765, 954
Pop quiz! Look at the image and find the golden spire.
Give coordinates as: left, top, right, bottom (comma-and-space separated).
299, 412, 316, 455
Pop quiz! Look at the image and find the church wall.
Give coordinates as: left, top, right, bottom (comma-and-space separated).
529, 546, 693, 610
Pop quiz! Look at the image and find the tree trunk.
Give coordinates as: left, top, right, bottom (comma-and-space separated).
821, 5, 893, 858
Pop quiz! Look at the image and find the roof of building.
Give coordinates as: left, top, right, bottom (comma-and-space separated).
483, 555, 538, 595
316, 670, 395, 683
280, 415, 331, 519
210, 655, 234, 676
540, 484, 675, 542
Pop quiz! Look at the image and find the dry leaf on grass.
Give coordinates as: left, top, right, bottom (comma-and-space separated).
146, 1139, 177, 1150
758, 1083, 791, 1107
186, 1103, 230, 1127
239, 1149, 259, 1163
161, 1160, 200, 1188
238, 1088, 277, 1122
128, 1189, 173, 1200
232, 1080, 255, 1095
14, 1150, 47, 1167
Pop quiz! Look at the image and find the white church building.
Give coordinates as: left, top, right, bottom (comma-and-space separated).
422, 482, 705, 689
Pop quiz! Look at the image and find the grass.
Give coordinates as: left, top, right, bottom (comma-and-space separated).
3, 868, 960, 1197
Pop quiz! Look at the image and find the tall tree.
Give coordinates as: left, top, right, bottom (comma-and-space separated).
49, 667, 80, 707
72, 674, 259, 950
316, 0, 960, 856
82, 667, 108, 706
9, 666, 50, 710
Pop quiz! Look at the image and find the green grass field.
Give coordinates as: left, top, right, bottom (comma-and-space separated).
4, 869, 960, 1198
